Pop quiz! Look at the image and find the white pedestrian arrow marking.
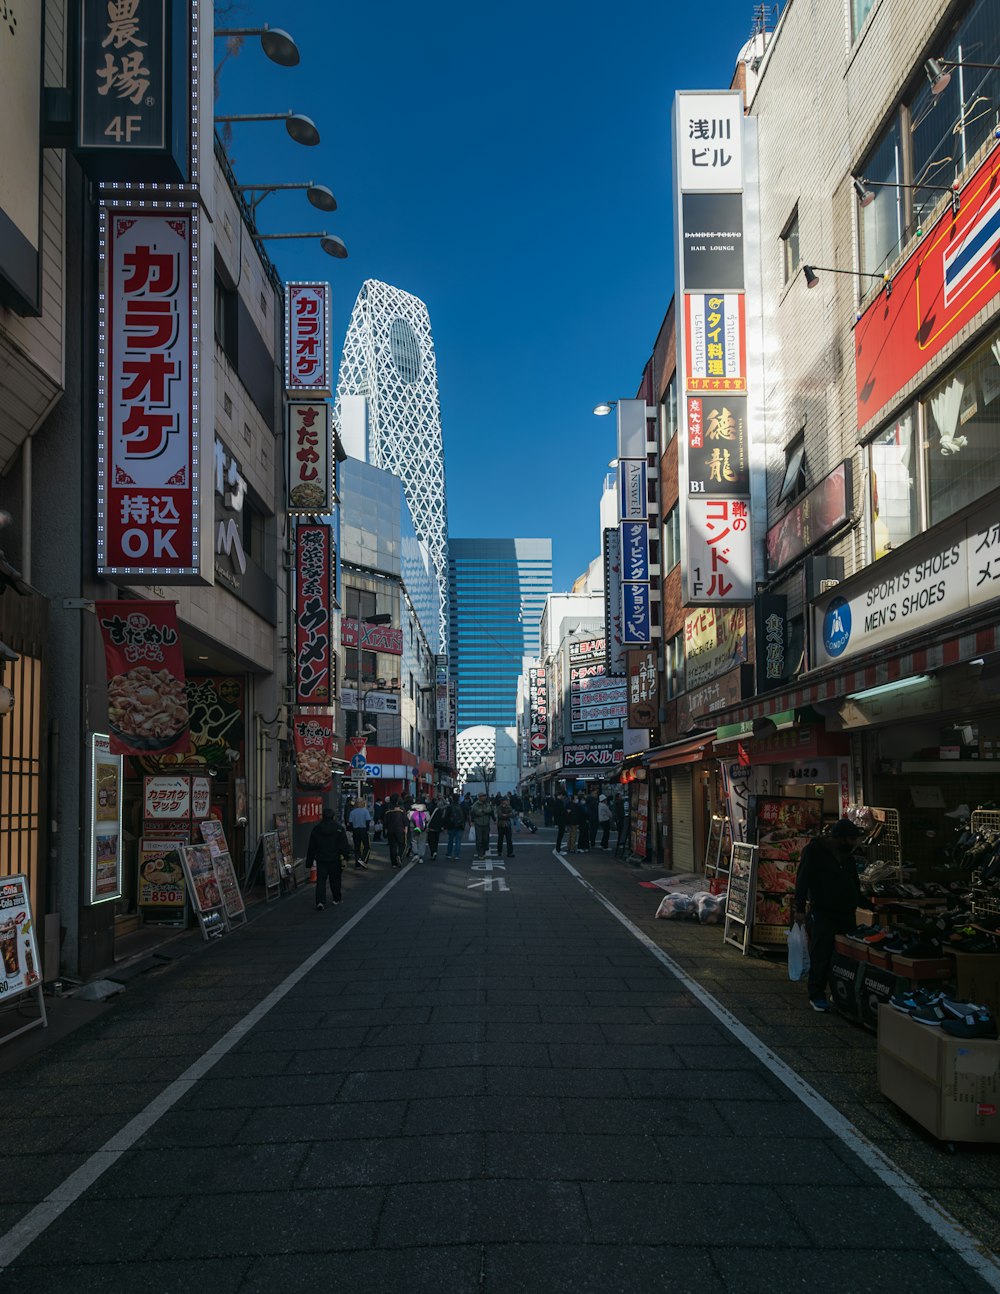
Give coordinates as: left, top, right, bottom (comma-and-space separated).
467, 876, 510, 891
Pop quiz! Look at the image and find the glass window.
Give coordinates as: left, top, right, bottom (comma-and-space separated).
851, 0, 875, 41
662, 505, 680, 572
659, 376, 678, 452
777, 436, 806, 504
859, 116, 904, 276
870, 409, 919, 559
665, 631, 685, 700
781, 206, 800, 284
923, 325, 1000, 527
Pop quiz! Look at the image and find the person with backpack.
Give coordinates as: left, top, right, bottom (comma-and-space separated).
495, 796, 515, 858
445, 795, 467, 858
306, 806, 352, 909
426, 798, 446, 860
383, 794, 409, 868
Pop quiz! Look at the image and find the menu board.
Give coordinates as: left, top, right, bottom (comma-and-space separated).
274, 813, 292, 870
723, 841, 758, 954
180, 843, 226, 940
0, 876, 42, 1000
137, 839, 187, 926
261, 832, 283, 895
89, 734, 123, 905
208, 843, 247, 929
753, 797, 821, 942
630, 784, 649, 857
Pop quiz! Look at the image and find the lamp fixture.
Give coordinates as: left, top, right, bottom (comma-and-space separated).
593, 402, 615, 416
802, 263, 892, 297
236, 181, 338, 214
852, 174, 960, 218
215, 25, 301, 67
847, 674, 934, 704
925, 56, 1000, 98
254, 231, 348, 258
214, 112, 321, 147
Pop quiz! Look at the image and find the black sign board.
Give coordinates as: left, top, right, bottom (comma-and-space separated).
687, 395, 749, 495
722, 841, 757, 954
76, 0, 191, 182
755, 593, 792, 687
682, 193, 745, 291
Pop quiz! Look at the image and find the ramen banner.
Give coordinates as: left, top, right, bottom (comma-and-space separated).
293, 712, 335, 793
95, 600, 191, 757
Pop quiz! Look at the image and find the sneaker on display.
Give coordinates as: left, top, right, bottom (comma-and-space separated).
942, 1010, 998, 1039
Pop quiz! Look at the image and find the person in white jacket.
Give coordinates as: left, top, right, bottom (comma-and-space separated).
597, 794, 612, 850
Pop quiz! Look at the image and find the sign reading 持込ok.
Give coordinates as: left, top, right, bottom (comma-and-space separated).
295, 524, 335, 705
287, 401, 332, 513
99, 206, 203, 580
285, 282, 331, 395
95, 600, 191, 757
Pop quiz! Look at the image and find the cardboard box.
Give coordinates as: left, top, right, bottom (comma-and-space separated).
867, 947, 893, 971
835, 935, 868, 962
952, 951, 1000, 1018
830, 953, 861, 1019
891, 953, 953, 981
859, 964, 897, 1029
877, 1004, 1000, 1143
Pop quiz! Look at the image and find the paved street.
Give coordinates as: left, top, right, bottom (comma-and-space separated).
0, 829, 998, 1292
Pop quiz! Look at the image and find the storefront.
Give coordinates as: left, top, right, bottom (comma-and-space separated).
642, 731, 715, 871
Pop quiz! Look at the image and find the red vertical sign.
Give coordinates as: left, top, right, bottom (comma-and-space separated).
294, 524, 335, 706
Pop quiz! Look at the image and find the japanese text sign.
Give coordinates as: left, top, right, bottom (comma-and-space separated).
99, 206, 204, 579
528, 665, 548, 753
285, 282, 332, 395
685, 606, 748, 689
341, 617, 404, 655
78, 0, 167, 151
287, 401, 332, 513
95, 600, 191, 756
562, 742, 624, 769
686, 498, 753, 604
687, 397, 749, 495
676, 91, 744, 192
603, 527, 625, 675
295, 524, 335, 705
0, 877, 42, 1001
619, 521, 650, 584
617, 460, 648, 522
685, 293, 746, 390
144, 775, 191, 820
622, 582, 652, 645
627, 649, 658, 728
293, 713, 335, 792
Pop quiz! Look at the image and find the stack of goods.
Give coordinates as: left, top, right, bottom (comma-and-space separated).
888, 988, 998, 1039
654, 891, 726, 924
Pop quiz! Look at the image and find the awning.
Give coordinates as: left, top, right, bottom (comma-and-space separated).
707, 621, 1000, 728
643, 731, 714, 770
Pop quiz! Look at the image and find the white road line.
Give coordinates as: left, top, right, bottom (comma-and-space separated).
555, 848, 1000, 1291
0, 863, 415, 1272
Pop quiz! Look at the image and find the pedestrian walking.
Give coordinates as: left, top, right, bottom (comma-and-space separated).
348, 799, 372, 863
544, 794, 555, 827
408, 802, 429, 859
384, 794, 409, 868
793, 817, 864, 1012
612, 792, 626, 855
565, 795, 581, 853
597, 794, 612, 849
553, 792, 568, 852
426, 799, 446, 859
445, 795, 467, 858
577, 792, 592, 851
495, 796, 515, 858
470, 792, 495, 859
306, 806, 352, 909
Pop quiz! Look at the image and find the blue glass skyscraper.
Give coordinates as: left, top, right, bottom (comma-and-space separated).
448, 538, 552, 730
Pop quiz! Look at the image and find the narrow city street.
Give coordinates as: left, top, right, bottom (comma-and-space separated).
0, 832, 997, 1293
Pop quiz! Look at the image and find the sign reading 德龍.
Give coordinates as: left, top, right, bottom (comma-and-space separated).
98, 206, 206, 581
285, 282, 332, 395
295, 524, 336, 706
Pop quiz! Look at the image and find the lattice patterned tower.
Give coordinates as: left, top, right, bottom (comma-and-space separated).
335, 280, 449, 651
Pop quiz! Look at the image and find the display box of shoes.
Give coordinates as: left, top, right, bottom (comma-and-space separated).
877, 1004, 1000, 1143
834, 934, 868, 962
891, 953, 953, 981
952, 951, 1000, 1019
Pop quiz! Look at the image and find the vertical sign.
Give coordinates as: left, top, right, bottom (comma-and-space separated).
95, 600, 191, 757
294, 523, 335, 706
627, 649, 658, 728
528, 664, 548, 757
674, 90, 754, 606
285, 282, 332, 395
0, 1, 43, 315
287, 401, 332, 513
99, 204, 205, 580
603, 527, 625, 675
89, 734, 124, 905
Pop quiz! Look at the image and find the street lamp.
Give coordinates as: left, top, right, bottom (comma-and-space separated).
236, 181, 338, 214
254, 231, 349, 258
215, 25, 301, 67
214, 112, 321, 147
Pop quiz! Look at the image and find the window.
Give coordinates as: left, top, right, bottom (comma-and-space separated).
663, 505, 680, 572
851, 0, 876, 41
659, 376, 678, 451
777, 435, 806, 504
870, 408, 919, 559
665, 631, 685, 700
859, 0, 1000, 276
214, 277, 237, 365
781, 206, 800, 284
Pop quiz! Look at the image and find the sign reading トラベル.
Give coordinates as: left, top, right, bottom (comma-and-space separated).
687, 397, 749, 495
294, 524, 336, 706
287, 402, 332, 514
285, 282, 332, 395
684, 294, 746, 391
569, 637, 627, 734
95, 600, 191, 757
98, 206, 206, 580
562, 741, 625, 769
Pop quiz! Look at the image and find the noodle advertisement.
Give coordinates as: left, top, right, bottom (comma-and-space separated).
95, 601, 191, 757
0, 876, 42, 1001
137, 840, 187, 922
293, 713, 335, 792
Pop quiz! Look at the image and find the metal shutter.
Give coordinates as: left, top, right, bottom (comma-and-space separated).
670, 768, 695, 871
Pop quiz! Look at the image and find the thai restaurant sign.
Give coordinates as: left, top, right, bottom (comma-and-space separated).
855, 144, 1000, 429
285, 282, 332, 395
98, 203, 207, 581
673, 89, 754, 606
287, 401, 332, 513
294, 523, 336, 706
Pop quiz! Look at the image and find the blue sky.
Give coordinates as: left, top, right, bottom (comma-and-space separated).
215, 0, 761, 592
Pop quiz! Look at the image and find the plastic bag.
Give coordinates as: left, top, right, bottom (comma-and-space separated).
787, 922, 811, 981
694, 892, 725, 924
655, 893, 694, 919
467, 824, 475, 843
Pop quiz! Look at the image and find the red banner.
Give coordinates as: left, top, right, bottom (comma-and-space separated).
856, 144, 1000, 428
340, 617, 404, 655
295, 523, 335, 705
95, 600, 191, 757
292, 713, 335, 793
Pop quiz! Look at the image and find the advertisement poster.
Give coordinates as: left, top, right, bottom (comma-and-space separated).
0, 876, 42, 999
207, 842, 246, 927
274, 813, 293, 869
765, 462, 851, 576
95, 601, 191, 757
687, 397, 749, 495
144, 775, 191, 821
753, 796, 821, 940
631, 783, 649, 856
191, 776, 212, 821
285, 282, 332, 394
293, 713, 335, 792
137, 839, 187, 923
89, 733, 123, 905
723, 841, 758, 955
295, 523, 336, 705
287, 401, 332, 513
685, 607, 748, 690
685, 293, 747, 391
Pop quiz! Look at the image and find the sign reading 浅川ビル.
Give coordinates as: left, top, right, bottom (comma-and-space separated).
98, 206, 206, 581
287, 402, 332, 514
295, 524, 336, 706
285, 282, 332, 395
675, 92, 744, 192
95, 600, 191, 757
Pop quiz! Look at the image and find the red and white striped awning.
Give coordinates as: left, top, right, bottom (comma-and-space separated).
706, 622, 1000, 728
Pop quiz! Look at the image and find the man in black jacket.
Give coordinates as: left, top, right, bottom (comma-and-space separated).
793, 817, 864, 1011
306, 806, 353, 909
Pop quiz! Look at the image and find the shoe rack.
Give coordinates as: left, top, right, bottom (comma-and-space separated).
867, 807, 902, 877
970, 808, 1000, 922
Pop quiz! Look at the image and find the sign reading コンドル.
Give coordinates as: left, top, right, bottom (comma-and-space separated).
98, 205, 206, 580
